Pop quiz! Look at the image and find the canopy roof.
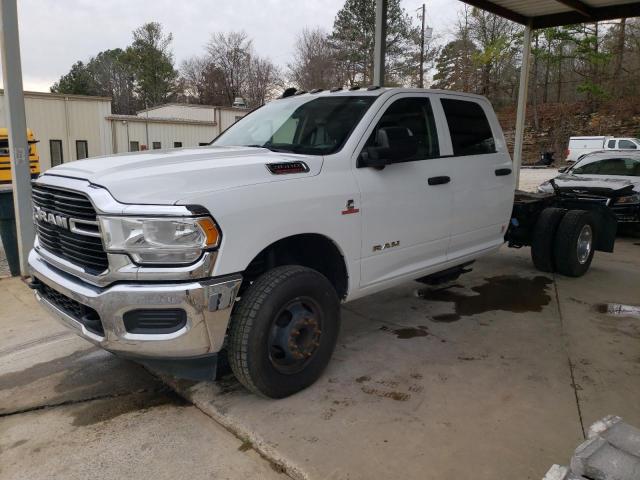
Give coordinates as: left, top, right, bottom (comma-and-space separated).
461, 0, 640, 28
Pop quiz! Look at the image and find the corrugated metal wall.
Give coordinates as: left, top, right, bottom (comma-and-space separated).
139, 105, 217, 122
219, 108, 247, 132
0, 93, 113, 170
0, 93, 250, 171
111, 120, 218, 153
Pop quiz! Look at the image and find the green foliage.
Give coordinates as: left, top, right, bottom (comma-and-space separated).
329, 0, 418, 86
432, 38, 479, 91
51, 61, 96, 95
127, 22, 178, 107
51, 22, 177, 113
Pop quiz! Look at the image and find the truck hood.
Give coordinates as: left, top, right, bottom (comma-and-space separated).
42, 146, 323, 204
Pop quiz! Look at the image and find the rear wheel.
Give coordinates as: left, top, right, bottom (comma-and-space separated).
554, 210, 596, 277
228, 265, 340, 398
531, 207, 566, 273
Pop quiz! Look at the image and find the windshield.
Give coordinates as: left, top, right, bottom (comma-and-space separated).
213, 96, 376, 155
571, 157, 640, 176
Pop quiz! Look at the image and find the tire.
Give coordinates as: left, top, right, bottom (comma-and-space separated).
531, 207, 566, 273
228, 265, 340, 398
553, 210, 596, 277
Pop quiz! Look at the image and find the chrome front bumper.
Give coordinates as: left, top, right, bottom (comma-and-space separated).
28, 249, 242, 359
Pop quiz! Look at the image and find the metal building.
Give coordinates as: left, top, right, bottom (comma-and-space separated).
0, 90, 111, 170
0, 90, 248, 171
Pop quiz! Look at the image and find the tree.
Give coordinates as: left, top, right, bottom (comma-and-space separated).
206, 32, 253, 105
51, 50, 137, 114
87, 49, 137, 114
127, 22, 178, 107
329, 0, 419, 86
51, 61, 96, 95
245, 57, 281, 108
468, 7, 521, 106
180, 56, 228, 106
432, 39, 481, 92
432, 8, 480, 92
288, 28, 343, 90
191, 31, 281, 108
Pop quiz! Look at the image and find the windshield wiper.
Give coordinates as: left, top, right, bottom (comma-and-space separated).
245, 144, 294, 153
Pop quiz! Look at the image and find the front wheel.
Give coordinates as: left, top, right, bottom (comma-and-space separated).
228, 265, 340, 398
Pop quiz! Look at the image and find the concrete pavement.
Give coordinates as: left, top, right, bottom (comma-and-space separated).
1, 236, 638, 480
0, 278, 287, 480
162, 238, 640, 480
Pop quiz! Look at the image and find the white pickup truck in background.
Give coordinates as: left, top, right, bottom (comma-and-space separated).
28, 87, 618, 398
566, 136, 640, 162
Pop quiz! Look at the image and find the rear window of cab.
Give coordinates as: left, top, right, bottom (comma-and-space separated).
441, 98, 496, 156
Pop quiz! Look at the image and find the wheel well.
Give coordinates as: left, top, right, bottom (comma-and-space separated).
241, 234, 348, 299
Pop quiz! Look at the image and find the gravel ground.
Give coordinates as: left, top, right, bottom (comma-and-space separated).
519, 167, 558, 192
0, 168, 559, 280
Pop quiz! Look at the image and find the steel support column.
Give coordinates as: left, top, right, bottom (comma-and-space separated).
513, 23, 532, 188
373, 0, 387, 86
0, 0, 34, 275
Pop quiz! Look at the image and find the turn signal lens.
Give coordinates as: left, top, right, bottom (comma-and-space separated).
197, 218, 220, 247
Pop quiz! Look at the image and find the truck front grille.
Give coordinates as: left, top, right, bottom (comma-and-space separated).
32, 184, 109, 273
38, 282, 104, 336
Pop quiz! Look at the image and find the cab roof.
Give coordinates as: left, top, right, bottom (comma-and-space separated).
277, 87, 489, 102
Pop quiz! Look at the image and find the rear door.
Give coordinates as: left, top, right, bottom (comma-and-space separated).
354, 93, 453, 288
436, 95, 515, 260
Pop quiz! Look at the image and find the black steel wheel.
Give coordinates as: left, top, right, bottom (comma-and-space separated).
228, 265, 340, 398
267, 296, 324, 375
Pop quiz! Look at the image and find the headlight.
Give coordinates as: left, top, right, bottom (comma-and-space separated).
99, 216, 220, 265
615, 194, 640, 205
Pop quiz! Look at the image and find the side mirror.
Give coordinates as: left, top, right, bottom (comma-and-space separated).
358, 127, 418, 168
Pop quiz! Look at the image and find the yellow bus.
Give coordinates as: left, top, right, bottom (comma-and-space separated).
0, 128, 41, 184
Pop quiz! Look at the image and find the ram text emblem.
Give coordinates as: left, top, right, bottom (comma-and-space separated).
33, 205, 69, 229
373, 241, 400, 252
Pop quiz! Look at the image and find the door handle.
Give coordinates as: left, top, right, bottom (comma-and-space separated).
428, 176, 451, 186
495, 168, 512, 176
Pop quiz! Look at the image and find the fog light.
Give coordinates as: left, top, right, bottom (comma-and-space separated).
123, 309, 187, 334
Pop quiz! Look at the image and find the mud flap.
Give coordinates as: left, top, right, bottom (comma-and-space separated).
590, 207, 617, 253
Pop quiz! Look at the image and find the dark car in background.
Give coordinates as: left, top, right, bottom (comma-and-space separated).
538, 151, 640, 228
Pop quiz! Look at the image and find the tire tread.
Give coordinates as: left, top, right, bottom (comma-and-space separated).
531, 207, 566, 273
228, 265, 334, 397
554, 210, 594, 277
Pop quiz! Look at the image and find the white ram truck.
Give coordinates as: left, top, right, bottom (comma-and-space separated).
28, 87, 615, 398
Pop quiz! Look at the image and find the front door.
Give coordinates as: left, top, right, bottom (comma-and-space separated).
353, 94, 454, 288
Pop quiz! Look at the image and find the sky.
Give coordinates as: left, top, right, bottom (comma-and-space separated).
10, 0, 465, 92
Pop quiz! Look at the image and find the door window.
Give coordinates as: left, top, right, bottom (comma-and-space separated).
50, 140, 63, 166
607, 139, 616, 148
618, 140, 637, 149
441, 99, 496, 156
365, 97, 439, 161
